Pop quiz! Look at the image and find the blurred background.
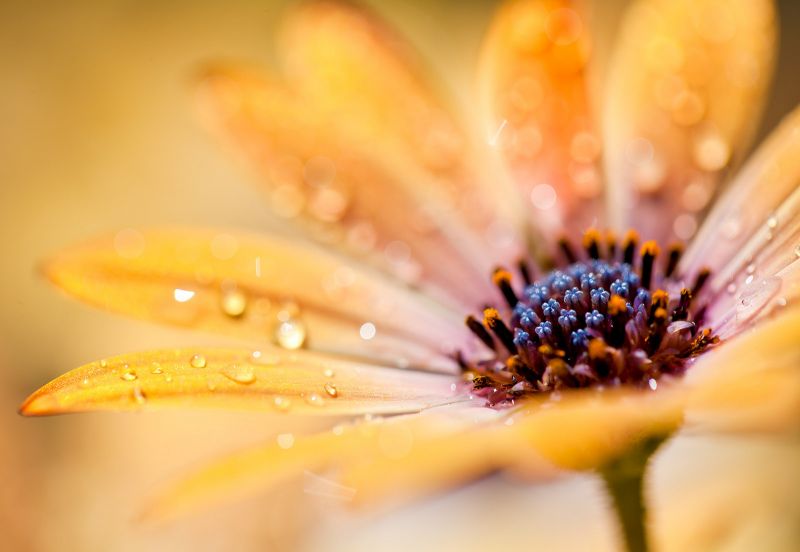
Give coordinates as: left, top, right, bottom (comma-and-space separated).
1, 0, 799, 550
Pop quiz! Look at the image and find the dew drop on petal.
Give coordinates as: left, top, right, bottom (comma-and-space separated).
324, 382, 338, 398
667, 320, 695, 334
276, 433, 295, 450
275, 318, 307, 349
150, 362, 163, 375
794, 244, 800, 259
99, 359, 108, 368
164, 373, 173, 383
190, 354, 207, 368
132, 384, 147, 405
736, 277, 782, 323
221, 364, 256, 385
273, 396, 291, 412
323, 367, 335, 378
220, 288, 247, 318
79, 377, 91, 388
648, 378, 658, 391
120, 368, 137, 381
767, 214, 778, 229
173, 288, 196, 303
305, 393, 325, 407
359, 322, 376, 341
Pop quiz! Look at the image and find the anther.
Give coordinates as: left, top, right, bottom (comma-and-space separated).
483, 308, 517, 355
665, 243, 683, 278
640, 241, 660, 290
692, 268, 711, 296
607, 295, 628, 347
558, 237, 577, 264
588, 338, 611, 378
465, 315, 495, 351
583, 228, 601, 260
646, 307, 668, 353
492, 268, 519, 308
649, 290, 668, 323
622, 230, 639, 265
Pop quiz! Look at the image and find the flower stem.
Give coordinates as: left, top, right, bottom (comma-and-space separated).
600, 434, 669, 552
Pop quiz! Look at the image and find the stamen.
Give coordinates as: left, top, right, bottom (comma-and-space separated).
640, 241, 660, 290
465, 315, 495, 351
517, 259, 532, 286
558, 237, 577, 264
483, 308, 517, 355
607, 295, 628, 347
692, 268, 711, 296
492, 268, 519, 308
664, 243, 683, 278
583, 228, 602, 260
605, 230, 618, 261
622, 230, 639, 265
672, 288, 692, 321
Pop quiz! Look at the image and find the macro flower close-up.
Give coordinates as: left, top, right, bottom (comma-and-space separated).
4, 0, 800, 550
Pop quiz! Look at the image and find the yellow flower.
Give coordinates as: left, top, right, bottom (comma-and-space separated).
20, 0, 800, 549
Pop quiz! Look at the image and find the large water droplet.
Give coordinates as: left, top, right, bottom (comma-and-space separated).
667, 320, 695, 334
324, 382, 338, 398
275, 318, 307, 349
221, 364, 256, 385
736, 277, 782, 323
190, 354, 207, 368
220, 288, 247, 318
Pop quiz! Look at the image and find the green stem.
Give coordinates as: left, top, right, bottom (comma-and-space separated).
599, 435, 669, 552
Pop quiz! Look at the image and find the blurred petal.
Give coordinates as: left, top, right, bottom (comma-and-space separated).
44, 228, 471, 371
146, 405, 514, 520
279, 0, 526, 273
196, 64, 503, 310
684, 305, 800, 433
604, 0, 776, 243
511, 388, 683, 471
478, 0, 602, 239
19, 348, 460, 417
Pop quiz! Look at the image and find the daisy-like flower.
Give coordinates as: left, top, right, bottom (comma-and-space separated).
21, 0, 800, 550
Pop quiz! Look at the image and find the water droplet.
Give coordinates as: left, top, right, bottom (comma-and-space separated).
132, 384, 147, 405
794, 244, 800, 258
120, 368, 137, 381
305, 393, 325, 407
273, 396, 291, 412
99, 359, 108, 368
220, 288, 247, 318
736, 277, 782, 323
207, 380, 217, 392
164, 373, 173, 383
648, 378, 658, 391
275, 318, 307, 349
667, 320, 695, 334
746, 263, 756, 274
79, 377, 91, 388
323, 367, 335, 378
276, 433, 295, 450
359, 322, 376, 341
173, 288, 196, 303
324, 382, 338, 398
766, 214, 778, 229
150, 362, 163, 375
726, 282, 737, 294
190, 354, 207, 368
221, 364, 256, 385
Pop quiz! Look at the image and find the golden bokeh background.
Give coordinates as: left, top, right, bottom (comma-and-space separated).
2, 1, 799, 550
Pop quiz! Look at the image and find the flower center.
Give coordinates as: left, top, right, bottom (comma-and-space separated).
462, 229, 718, 405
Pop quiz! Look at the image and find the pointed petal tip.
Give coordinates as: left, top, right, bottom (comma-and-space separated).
18, 388, 60, 417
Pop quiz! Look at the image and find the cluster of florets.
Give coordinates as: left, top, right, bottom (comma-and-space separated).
462, 229, 717, 405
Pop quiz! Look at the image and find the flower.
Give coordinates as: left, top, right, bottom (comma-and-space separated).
20, 0, 800, 549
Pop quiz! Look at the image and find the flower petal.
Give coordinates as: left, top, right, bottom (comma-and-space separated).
510, 388, 683, 471
477, 0, 601, 241
604, 0, 776, 243
684, 305, 800, 433
144, 406, 513, 520
19, 348, 461, 417
44, 228, 471, 371
278, 0, 526, 270
196, 64, 503, 310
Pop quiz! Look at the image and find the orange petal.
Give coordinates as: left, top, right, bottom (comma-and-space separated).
604, 0, 776, 243
684, 305, 800, 433
196, 64, 503, 310
19, 348, 461, 417
45, 227, 471, 371
144, 406, 507, 520
278, 1, 526, 271
478, 0, 602, 240
510, 388, 684, 471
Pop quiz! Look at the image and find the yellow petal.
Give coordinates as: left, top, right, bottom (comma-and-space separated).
478, 0, 602, 240
684, 305, 800, 433
19, 348, 460, 417
279, 1, 526, 270
196, 64, 502, 310
145, 407, 501, 520
510, 388, 684, 471
604, 0, 776, 243
45, 227, 470, 371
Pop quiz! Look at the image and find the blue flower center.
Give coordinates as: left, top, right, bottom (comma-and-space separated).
462, 229, 717, 405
